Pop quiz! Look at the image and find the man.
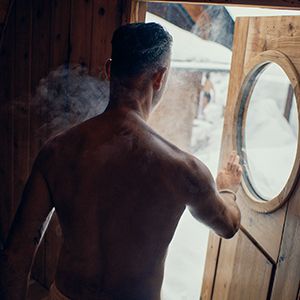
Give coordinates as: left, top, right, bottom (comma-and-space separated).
199, 72, 216, 117
0, 23, 242, 300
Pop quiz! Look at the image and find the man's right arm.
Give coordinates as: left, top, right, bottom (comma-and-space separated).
183, 152, 242, 239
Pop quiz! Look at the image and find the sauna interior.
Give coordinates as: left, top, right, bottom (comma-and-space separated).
1, 0, 300, 299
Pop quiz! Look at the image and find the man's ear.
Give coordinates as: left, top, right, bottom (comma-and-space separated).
152, 68, 167, 91
104, 59, 112, 80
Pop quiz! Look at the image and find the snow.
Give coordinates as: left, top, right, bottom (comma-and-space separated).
146, 13, 231, 70
244, 64, 298, 200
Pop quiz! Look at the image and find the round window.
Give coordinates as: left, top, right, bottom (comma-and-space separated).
237, 62, 299, 203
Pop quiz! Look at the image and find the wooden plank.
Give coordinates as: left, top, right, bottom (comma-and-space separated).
121, 0, 147, 24
90, 0, 122, 76
200, 18, 249, 300
0, 0, 12, 50
212, 230, 273, 300
236, 192, 286, 262
139, 0, 300, 10
43, 0, 72, 289
13, 0, 32, 212
245, 16, 300, 68
30, 0, 52, 286
49, 0, 71, 69
271, 182, 300, 299
0, 0, 15, 243
70, 0, 93, 67
0, 0, 10, 23
200, 232, 221, 300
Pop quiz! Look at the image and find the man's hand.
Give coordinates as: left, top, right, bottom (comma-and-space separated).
216, 151, 243, 193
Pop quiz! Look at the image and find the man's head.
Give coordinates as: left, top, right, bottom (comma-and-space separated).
106, 22, 173, 110
206, 72, 210, 80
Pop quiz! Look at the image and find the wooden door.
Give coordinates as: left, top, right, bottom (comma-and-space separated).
201, 16, 300, 300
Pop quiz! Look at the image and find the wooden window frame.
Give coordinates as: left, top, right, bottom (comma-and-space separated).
137, 0, 300, 10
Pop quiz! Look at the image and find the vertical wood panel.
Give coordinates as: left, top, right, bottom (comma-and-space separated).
43, 0, 72, 288
0, 0, 15, 243
50, 0, 71, 69
0, 0, 10, 23
200, 18, 249, 300
121, 0, 147, 24
271, 182, 300, 299
30, 0, 52, 285
90, 0, 122, 76
13, 0, 32, 212
1, 0, 132, 288
70, 0, 93, 67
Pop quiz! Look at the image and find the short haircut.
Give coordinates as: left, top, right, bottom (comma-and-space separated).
111, 22, 173, 79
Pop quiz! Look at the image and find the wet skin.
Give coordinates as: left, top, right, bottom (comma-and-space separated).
1, 59, 241, 300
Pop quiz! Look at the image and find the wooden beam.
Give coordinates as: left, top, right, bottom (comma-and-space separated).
138, 0, 300, 10
121, 0, 147, 24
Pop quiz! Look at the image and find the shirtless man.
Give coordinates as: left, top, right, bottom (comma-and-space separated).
0, 23, 242, 300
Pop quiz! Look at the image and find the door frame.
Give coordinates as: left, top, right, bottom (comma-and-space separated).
129, 1, 300, 300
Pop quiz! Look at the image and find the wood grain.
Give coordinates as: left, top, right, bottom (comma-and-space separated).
212, 231, 273, 300
90, 0, 122, 76
139, 0, 300, 10
200, 232, 221, 300
0, 0, 15, 243
13, 0, 32, 212
0, 0, 10, 23
200, 18, 249, 300
271, 179, 300, 299
70, 0, 93, 67
49, 0, 71, 69
30, 0, 52, 286
203, 15, 300, 300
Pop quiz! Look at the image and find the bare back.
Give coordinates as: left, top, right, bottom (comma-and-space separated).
38, 110, 188, 299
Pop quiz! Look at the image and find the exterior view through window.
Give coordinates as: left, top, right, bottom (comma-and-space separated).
145, 3, 300, 300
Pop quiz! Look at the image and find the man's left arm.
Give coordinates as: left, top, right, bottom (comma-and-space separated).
0, 161, 54, 300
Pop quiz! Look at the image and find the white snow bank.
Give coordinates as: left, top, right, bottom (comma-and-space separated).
146, 13, 232, 69
245, 93, 298, 199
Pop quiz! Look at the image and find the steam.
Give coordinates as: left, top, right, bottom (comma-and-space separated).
33, 64, 109, 136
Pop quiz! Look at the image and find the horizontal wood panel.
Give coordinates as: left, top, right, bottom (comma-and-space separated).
139, 0, 300, 10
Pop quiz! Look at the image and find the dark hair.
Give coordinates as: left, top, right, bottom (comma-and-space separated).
111, 22, 173, 79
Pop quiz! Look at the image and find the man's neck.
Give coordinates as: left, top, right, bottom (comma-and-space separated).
107, 83, 153, 121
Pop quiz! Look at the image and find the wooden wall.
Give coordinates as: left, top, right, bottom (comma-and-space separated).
0, 0, 146, 288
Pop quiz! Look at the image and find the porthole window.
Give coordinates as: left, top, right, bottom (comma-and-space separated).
236, 52, 300, 211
